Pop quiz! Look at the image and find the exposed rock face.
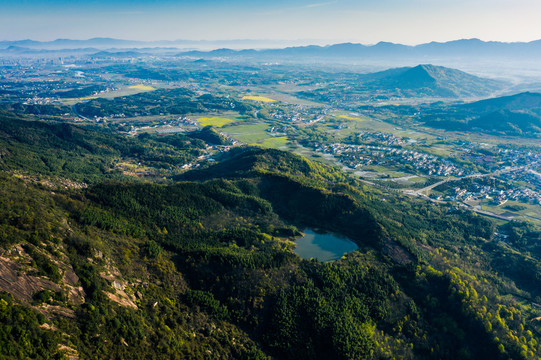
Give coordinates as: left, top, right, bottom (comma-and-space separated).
0, 244, 85, 307
39, 304, 76, 319
63, 270, 85, 305
101, 267, 138, 309
58, 344, 79, 360
0, 256, 62, 303
105, 290, 138, 309
383, 238, 414, 265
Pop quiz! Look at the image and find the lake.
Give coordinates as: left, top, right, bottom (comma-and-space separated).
293, 229, 358, 262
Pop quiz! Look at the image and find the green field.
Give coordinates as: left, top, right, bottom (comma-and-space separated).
407, 176, 428, 183
480, 199, 541, 224
365, 165, 397, 174
257, 136, 289, 148
384, 171, 411, 178
222, 123, 271, 143
503, 200, 541, 222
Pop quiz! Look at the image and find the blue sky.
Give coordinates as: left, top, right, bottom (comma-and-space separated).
1, 0, 541, 44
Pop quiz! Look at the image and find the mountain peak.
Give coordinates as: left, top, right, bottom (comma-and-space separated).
395, 64, 438, 86
365, 64, 502, 98
374, 41, 398, 46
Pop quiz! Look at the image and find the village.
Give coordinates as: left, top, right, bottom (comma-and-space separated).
315, 142, 469, 177
447, 182, 541, 206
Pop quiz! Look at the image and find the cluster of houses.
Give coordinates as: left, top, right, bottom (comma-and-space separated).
355, 131, 414, 146
266, 125, 290, 137
268, 104, 329, 125
450, 184, 541, 206
315, 142, 468, 177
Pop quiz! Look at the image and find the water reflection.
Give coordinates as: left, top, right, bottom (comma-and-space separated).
293, 229, 358, 262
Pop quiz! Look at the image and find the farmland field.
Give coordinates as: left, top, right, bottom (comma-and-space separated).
258, 136, 289, 148
222, 123, 271, 143
128, 84, 156, 91
338, 114, 364, 121
242, 95, 276, 103
196, 117, 235, 127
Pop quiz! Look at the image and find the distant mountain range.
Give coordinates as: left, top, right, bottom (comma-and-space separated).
0, 38, 142, 49
178, 38, 541, 60
2, 38, 541, 60
422, 92, 541, 136
0, 38, 303, 51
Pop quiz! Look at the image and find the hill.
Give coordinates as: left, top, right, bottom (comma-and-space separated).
469, 109, 541, 134
297, 64, 505, 103
187, 126, 232, 146
0, 110, 207, 182
75, 88, 254, 118
0, 114, 540, 359
461, 91, 541, 113
422, 92, 541, 136
364, 64, 502, 98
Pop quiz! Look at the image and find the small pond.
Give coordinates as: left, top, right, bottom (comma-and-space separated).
293, 229, 358, 262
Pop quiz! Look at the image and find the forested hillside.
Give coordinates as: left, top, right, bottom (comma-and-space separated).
75, 88, 254, 118
0, 112, 540, 359
421, 92, 541, 136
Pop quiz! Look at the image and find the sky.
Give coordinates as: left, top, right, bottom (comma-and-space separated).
1, 0, 541, 45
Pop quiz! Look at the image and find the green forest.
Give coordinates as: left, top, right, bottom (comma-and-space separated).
75, 88, 254, 118
0, 110, 540, 359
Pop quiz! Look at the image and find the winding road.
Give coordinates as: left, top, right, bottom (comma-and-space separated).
72, 104, 90, 121
401, 166, 528, 221
414, 166, 524, 196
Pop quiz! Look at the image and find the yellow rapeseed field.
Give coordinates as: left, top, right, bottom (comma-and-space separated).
128, 84, 156, 91
338, 115, 364, 121
242, 96, 276, 103
65, 96, 99, 101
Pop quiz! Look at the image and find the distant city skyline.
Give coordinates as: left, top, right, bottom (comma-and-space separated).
2, 0, 541, 45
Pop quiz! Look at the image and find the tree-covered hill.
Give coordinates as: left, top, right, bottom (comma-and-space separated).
296, 64, 505, 105
75, 88, 255, 118
0, 110, 208, 182
421, 92, 541, 136
0, 115, 540, 359
364, 64, 503, 98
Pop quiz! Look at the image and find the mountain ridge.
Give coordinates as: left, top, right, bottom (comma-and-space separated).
177, 38, 541, 59
365, 64, 503, 97
296, 64, 505, 101
422, 91, 541, 135
3, 38, 541, 59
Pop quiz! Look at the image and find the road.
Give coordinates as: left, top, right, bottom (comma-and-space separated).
400, 165, 528, 221
72, 104, 91, 121
414, 166, 525, 196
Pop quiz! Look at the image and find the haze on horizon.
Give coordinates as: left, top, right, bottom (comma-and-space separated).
1, 0, 541, 46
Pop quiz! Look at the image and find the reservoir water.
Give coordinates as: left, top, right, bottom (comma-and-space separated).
293, 229, 358, 261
